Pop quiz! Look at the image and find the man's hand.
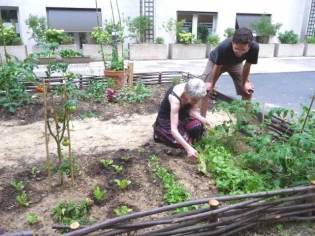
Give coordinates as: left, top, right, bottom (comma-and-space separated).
242, 81, 255, 95
205, 83, 215, 97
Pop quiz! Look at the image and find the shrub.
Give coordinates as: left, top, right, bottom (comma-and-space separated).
224, 28, 235, 38
91, 27, 110, 44
250, 15, 282, 43
178, 30, 194, 44
0, 25, 22, 46
61, 34, 74, 45
206, 34, 220, 45
162, 18, 185, 43
155, 36, 164, 44
125, 15, 152, 43
197, 24, 209, 43
25, 14, 47, 43
44, 29, 65, 44
306, 37, 315, 44
193, 38, 202, 44
278, 30, 299, 44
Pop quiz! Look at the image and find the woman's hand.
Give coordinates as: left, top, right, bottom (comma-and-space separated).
186, 146, 198, 160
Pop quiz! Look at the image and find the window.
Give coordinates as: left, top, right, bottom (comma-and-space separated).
0, 8, 20, 35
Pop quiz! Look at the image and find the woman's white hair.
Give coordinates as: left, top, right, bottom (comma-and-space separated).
184, 78, 206, 99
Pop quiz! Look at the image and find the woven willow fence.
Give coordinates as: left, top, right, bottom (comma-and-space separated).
6, 72, 313, 236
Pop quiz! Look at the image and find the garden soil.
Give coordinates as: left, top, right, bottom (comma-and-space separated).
1, 84, 315, 235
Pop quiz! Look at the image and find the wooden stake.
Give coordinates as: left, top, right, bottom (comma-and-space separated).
208, 199, 220, 229
128, 62, 134, 87
43, 79, 52, 192
63, 83, 74, 187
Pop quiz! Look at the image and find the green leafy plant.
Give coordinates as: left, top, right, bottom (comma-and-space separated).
87, 80, 108, 102
25, 14, 47, 44
155, 36, 164, 44
80, 112, 99, 120
44, 28, 65, 44
197, 24, 209, 43
278, 30, 299, 44
162, 18, 185, 43
171, 76, 182, 85
0, 25, 22, 45
16, 193, 32, 207
27, 214, 42, 225
114, 179, 131, 189
93, 186, 107, 201
207, 34, 220, 45
178, 30, 194, 44
112, 165, 123, 173
91, 27, 110, 44
224, 28, 235, 38
61, 34, 74, 45
118, 81, 151, 103
148, 155, 192, 213
53, 200, 93, 231
114, 205, 133, 216
193, 38, 202, 44
306, 37, 315, 44
31, 166, 40, 178
125, 15, 152, 43
250, 14, 282, 43
51, 155, 80, 177
10, 180, 24, 190
100, 159, 113, 168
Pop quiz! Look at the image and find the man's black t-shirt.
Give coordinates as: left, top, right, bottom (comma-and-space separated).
210, 38, 259, 65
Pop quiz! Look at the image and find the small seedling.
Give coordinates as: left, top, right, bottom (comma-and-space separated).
121, 155, 131, 161
93, 186, 107, 201
138, 148, 145, 153
114, 205, 133, 216
112, 165, 123, 173
16, 193, 32, 207
114, 179, 131, 189
27, 214, 42, 225
31, 166, 40, 178
10, 180, 24, 190
100, 159, 113, 168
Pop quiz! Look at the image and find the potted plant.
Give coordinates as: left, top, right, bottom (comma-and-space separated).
0, 24, 27, 62
275, 30, 304, 57
250, 15, 282, 58
165, 18, 206, 60
205, 34, 220, 58
127, 15, 168, 60
96, 0, 128, 90
223, 27, 235, 38
304, 29, 315, 57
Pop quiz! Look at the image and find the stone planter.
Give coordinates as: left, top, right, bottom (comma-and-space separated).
83, 44, 123, 61
274, 43, 304, 57
39, 56, 91, 65
32, 44, 77, 53
169, 44, 206, 60
0, 45, 28, 61
303, 43, 315, 57
258, 44, 275, 58
205, 44, 218, 58
129, 43, 168, 60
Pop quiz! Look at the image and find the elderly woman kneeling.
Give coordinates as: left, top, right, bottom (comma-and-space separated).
153, 78, 211, 159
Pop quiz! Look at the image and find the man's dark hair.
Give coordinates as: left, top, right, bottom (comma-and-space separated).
232, 27, 253, 45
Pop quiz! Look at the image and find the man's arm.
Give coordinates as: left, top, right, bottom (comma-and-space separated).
209, 64, 223, 89
241, 62, 254, 95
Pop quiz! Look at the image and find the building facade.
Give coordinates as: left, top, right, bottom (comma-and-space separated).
0, 0, 313, 53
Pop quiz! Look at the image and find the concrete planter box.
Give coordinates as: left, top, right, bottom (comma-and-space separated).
129, 43, 168, 60
0, 45, 28, 61
258, 44, 275, 58
205, 44, 218, 58
274, 43, 304, 57
169, 44, 206, 59
39, 56, 91, 65
303, 43, 315, 57
32, 44, 77, 53
82, 44, 123, 61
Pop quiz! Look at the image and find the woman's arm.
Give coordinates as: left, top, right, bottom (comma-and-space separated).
189, 104, 211, 127
169, 95, 198, 158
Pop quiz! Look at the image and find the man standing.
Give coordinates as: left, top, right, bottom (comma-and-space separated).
200, 27, 259, 117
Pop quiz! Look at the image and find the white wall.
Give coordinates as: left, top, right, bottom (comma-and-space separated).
2, 0, 309, 53
155, 0, 308, 44
2, 0, 139, 53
